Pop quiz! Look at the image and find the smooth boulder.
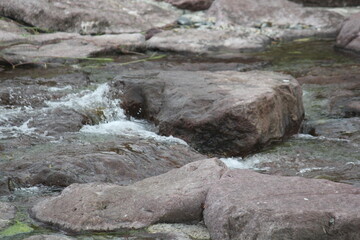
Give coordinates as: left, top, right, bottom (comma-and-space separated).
204, 169, 360, 240
116, 70, 304, 156
336, 13, 360, 53
0, 0, 180, 34
32, 158, 227, 232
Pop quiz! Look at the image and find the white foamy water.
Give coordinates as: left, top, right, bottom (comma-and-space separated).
46, 83, 187, 144
220, 156, 270, 170
0, 118, 36, 139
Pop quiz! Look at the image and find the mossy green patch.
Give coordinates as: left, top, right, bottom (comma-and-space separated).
0, 221, 33, 237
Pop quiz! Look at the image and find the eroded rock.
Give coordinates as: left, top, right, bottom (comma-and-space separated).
336, 12, 360, 54
24, 235, 75, 240
31, 159, 227, 231
204, 169, 360, 240
116, 70, 304, 156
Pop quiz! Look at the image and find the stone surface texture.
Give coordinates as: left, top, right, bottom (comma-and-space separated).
0, 0, 180, 34
147, 28, 271, 54
155, 0, 213, 10
204, 169, 360, 240
116, 70, 304, 156
336, 12, 360, 53
0, 202, 16, 230
32, 158, 227, 231
289, 0, 360, 7
207, 0, 344, 30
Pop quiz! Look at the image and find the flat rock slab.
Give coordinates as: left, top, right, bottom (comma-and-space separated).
336, 12, 360, 54
146, 28, 271, 54
204, 169, 360, 240
0, 0, 180, 34
0, 202, 16, 230
116, 70, 304, 156
207, 0, 344, 39
1, 32, 145, 65
32, 158, 227, 232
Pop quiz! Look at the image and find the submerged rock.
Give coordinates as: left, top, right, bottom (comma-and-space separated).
116, 70, 304, 156
336, 12, 360, 54
204, 169, 360, 240
31, 159, 227, 232
0, 0, 180, 34
0, 202, 16, 230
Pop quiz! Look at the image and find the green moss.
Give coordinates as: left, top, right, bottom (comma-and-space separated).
0, 221, 33, 237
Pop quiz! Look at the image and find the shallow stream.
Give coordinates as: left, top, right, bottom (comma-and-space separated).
0, 39, 359, 239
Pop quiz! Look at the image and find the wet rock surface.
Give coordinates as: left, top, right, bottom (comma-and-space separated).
336, 12, 360, 54
0, 202, 16, 230
117, 70, 304, 156
204, 169, 360, 240
32, 159, 226, 231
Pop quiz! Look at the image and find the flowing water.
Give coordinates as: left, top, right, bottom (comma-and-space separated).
0, 39, 359, 239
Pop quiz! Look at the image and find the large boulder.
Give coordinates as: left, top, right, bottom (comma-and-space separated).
0, 136, 204, 187
207, 0, 344, 40
115, 70, 304, 156
31, 159, 227, 232
146, 28, 271, 54
155, 0, 214, 11
204, 169, 360, 240
336, 13, 360, 54
0, 202, 16, 230
0, 0, 180, 34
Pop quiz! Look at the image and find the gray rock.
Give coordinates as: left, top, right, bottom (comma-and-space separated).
1, 32, 145, 66
155, 0, 214, 11
0, 0, 180, 34
204, 169, 360, 240
0, 202, 16, 230
148, 223, 210, 240
147, 28, 271, 54
336, 12, 360, 54
289, 0, 360, 7
0, 135, 204, 187
31, 158, 227, 232
24, 235, 75, 240
207, 0, 344, 40
116, 70, 304, 156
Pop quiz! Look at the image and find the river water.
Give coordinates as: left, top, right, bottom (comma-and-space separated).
0, 39, 359, 239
